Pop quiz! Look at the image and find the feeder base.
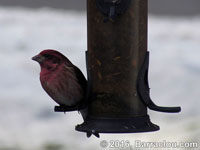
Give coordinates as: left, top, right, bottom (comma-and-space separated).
75, 115, 159, 137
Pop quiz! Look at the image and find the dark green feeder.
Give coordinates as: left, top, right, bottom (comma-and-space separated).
75, 0, 181, 136
56, 0, 181, 137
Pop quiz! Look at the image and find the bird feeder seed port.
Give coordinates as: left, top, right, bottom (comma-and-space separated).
55, 0, 181, 138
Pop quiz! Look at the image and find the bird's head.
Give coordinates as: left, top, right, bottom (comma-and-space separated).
32, 49, 72, 71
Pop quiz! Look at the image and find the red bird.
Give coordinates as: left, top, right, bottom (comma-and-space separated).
32, 49, 87, 108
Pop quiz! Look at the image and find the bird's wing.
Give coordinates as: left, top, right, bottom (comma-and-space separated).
73, 65, 87, 96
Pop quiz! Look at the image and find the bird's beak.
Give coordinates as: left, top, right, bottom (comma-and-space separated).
32, 54, 45, 63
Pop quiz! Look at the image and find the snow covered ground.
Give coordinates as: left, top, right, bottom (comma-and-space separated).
0, 7, 199, 150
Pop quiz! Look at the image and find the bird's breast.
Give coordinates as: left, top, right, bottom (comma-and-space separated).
40, 68, 83, 106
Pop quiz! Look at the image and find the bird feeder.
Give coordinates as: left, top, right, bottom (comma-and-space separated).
55, 0, 181, 137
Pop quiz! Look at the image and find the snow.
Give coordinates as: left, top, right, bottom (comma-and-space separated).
0, 7, 199, 150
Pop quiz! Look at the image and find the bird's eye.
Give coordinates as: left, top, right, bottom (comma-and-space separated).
43, 54, 53, 59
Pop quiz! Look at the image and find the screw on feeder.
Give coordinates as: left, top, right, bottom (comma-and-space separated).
105, 0, 120, 21
96, 0, 131, 22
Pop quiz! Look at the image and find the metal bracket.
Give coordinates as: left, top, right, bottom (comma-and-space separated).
137, 51, 181, 113
96, 0, 131, 22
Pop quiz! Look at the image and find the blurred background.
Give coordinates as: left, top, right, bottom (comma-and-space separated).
0, 0, 199, 150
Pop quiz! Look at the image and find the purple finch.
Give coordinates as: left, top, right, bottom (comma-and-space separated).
32, 49, 87, 108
